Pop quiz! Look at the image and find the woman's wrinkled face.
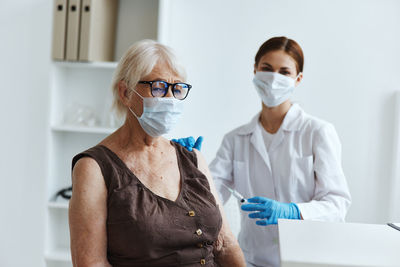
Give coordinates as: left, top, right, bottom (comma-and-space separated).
135, 61, 182, 98
254, 50, 301, 84
130, 61, 182, 116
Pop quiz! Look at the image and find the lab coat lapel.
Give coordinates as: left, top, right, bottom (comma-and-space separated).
250, 125, 272, 173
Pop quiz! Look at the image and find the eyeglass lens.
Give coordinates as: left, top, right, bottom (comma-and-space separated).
151, 81, 189, 100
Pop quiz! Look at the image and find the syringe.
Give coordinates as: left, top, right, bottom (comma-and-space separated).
220, 183, 246, 203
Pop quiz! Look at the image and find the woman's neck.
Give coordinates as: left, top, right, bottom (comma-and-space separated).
259, 100, 292, 134
103, 114, 167, 154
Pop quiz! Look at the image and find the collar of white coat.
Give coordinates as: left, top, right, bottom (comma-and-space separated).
237, 103, 304, 135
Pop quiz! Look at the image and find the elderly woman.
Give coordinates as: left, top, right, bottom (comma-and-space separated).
68, 40, 245, 267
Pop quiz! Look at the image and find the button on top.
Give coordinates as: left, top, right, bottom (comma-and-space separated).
200, 259, 206, 265
188, 210, 195, 217
196, 229, 203, 236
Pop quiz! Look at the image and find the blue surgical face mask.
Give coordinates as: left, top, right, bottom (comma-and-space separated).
253, 71, 301, 107
129, 90, 184, 137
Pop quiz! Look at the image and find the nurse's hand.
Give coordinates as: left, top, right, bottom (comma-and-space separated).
241, 196, 301, 225
172, 136, 203, 152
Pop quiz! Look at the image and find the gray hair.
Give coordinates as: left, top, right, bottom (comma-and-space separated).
111, 39, 186, 117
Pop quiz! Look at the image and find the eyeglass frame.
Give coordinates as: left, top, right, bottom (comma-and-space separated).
137, 80, 192, 100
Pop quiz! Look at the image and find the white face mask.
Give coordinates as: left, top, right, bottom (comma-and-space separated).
253, 71, 301, 107
129, 90, 184, 137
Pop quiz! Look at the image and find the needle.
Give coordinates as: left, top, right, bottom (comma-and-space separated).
220, 183, 246, 203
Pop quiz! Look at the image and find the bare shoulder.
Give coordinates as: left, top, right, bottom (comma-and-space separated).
70, 156, 107, 223
72, 157, 105, 194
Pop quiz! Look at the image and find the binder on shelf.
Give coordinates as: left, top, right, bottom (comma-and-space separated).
79, 0, 118, 62
65, 0, 82, 61
51, 0, 69, 60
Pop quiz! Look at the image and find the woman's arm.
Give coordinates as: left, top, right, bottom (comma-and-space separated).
296, 123, 352, 221
69, 157, 111, 267
194, 149, 246, 267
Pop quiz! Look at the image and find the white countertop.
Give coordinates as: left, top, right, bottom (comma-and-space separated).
278, 219, 400, 267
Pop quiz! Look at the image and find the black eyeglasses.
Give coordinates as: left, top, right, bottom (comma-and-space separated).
138, 80, 192, 100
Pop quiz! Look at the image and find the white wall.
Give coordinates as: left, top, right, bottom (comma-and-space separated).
1, 0, 400, 266
0, 1, 51, 267
166, 0, 400, 226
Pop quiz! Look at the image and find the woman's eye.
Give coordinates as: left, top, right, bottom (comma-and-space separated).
280, 71, 290, 76
152, 87, 166, 96
261, 67, 272, 71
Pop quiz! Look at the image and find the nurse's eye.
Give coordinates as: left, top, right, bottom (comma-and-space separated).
261, 67, 272, 72
280, 71, 291, 76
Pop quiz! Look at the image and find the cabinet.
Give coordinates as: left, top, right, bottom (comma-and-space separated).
44, 1, 170, 266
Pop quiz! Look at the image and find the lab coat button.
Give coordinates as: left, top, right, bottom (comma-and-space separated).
188, 210, 195, 217
200, 259, 206, 265
196, 229, 203, 236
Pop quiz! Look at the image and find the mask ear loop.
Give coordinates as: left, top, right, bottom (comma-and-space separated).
131, 88, 144, 100
128, 88, 145, 118
128, 107, 140, 119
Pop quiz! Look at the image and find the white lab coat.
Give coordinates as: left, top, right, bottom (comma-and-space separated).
209, 104, 351, 267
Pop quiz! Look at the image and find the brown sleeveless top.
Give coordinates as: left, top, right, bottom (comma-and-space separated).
72, 142, 222, 267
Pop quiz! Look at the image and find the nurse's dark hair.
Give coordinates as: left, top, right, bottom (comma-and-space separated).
254, 36, 304, 74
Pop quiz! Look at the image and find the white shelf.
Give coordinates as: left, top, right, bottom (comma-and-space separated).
45, 248, 71, 262
48, 201, 69, 210
51, 125, 116, 135
53, 61, 118, 70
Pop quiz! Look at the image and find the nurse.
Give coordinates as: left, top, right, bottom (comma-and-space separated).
175, 36, 351, 267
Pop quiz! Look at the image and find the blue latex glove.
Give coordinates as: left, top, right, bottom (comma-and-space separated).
171, 136, 203, 152
241, 196, 301, 226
